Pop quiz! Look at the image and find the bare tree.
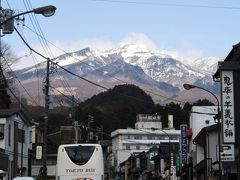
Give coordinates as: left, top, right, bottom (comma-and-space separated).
0, 42, 17, 108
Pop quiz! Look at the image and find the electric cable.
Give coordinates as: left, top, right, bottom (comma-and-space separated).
90, 0, 240, 10
15, 26, 219, 114
2, 55, 40, 106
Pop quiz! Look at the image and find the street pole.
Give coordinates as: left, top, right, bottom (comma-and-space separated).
183, 83, 221, 180
0, 5, 55, 179
43, 58, 50, 180
20, 123, 25, 177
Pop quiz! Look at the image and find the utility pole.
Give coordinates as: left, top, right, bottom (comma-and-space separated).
0, 4, 56, 179
43, 58, 50, 180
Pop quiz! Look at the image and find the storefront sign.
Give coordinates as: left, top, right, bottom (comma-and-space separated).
221, 71, 235, 143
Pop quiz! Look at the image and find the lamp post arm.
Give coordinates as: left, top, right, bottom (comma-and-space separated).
0, 10, 33, 27
196, 86, 220, 108
0, 5, 56, 27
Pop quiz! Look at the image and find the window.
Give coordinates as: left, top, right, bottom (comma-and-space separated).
170, 136, 178, 140
126, 145, 130, 150
65, 145, 95, 165
147, 135, 153, 140
134, 135, 142, 140
36, 134, 39, 144
136, 145, 140, 150
18, 129, 25, 143
0, 124, 4, 140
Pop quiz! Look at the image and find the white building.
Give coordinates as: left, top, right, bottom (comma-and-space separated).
0, 109, 32, 179
189, 106, 219, 167
111, 114, 180, 169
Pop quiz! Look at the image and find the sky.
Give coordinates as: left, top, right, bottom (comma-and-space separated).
1, 0, 240, 69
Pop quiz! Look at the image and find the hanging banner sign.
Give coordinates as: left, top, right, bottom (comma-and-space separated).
221, 71, 235, 143
180, 124, 188, 165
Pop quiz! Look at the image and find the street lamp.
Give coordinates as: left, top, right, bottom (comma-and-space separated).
183, 83, 221, 180
0, 5, 56, 180
0, 5, 56, 34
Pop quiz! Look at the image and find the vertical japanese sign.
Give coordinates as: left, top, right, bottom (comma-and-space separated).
221, 71, 235, 143
180, 124, 188, 165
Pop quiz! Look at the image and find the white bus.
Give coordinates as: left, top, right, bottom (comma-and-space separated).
56, 144, 104, 180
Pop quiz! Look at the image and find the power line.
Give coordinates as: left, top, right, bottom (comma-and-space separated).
17, 26, 73, 105
23, 25, 186, 104
49, 85, 81, 106
21, 0, 76, 102
23, 24, 219, 107
22, 0, 53, 58
15, 25, 219, 115
17, 26, 43, 104
7, 86, 35, 119
90, 0, 240, 10
21, 0, 76, 97
1, 55, 40, 106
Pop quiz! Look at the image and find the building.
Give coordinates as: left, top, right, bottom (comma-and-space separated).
110, 114, 180, 178
213, 42, 240, 179
188, 106, 237, 180
188, 106, 219, 180
0, 109, 32, 179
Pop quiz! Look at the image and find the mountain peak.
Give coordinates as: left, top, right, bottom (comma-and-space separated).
74, 47, 91, 56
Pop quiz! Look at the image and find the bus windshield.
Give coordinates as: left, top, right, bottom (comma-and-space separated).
64, 145, 95, 165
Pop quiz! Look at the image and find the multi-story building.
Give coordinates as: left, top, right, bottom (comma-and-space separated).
111, 114, 180, 176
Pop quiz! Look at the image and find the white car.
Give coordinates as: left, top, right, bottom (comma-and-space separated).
13, 177, 35, 180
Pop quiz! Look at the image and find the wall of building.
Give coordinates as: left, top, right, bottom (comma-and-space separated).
0, 113, 32, 179
190, 106, 218, 140
207, 131, 218, 171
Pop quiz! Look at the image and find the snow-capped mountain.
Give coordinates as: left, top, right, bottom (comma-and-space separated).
15, 43, 220, 104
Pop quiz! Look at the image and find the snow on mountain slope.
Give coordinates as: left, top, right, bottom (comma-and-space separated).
16, 41, 220, 104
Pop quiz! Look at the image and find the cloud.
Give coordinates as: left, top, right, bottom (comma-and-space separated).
13, 37, 115, 70
51, 38, 115, 55
13, 33, 213, 70
118, 33, 158, 50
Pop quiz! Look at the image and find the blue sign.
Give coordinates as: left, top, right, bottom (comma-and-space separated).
180, 124, 188, 165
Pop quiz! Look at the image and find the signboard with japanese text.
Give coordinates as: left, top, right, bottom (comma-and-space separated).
221, 144, 235, 162
180, 124, 188, 165
160, 159, 165, 174
221, 71, 235, 143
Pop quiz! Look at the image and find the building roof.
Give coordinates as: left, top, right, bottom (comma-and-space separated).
0, 108, 21, 117
0, 108, 30, 124
213, 42, 240, 79
193, 123, 220, 145
111, 128, 180, 138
